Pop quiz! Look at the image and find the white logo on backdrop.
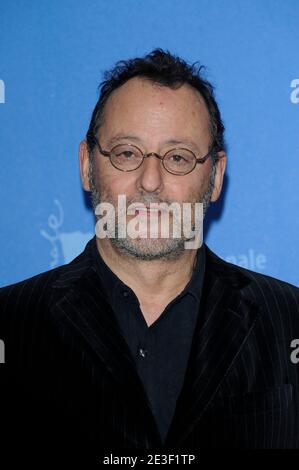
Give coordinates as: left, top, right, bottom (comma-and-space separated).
224, 250, 267, 271
290, 79, 299, 104
40, 200, 92, 267
0, 79, 5, 104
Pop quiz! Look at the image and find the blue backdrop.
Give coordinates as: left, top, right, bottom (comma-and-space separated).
0, 0, 298, 287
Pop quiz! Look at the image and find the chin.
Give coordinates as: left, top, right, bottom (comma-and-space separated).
111, 237, 186, 260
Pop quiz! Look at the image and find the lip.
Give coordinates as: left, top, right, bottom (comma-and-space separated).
135, 207, 167, 216
135, 207, 160, 211
136, 208, 161, 212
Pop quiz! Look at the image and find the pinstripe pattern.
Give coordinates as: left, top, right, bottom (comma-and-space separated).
0, 237, 299, 455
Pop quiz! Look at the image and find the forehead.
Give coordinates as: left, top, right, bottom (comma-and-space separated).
100, 77, 211, 138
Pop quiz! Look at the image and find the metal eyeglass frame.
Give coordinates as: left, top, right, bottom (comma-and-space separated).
93, 136, 216, 176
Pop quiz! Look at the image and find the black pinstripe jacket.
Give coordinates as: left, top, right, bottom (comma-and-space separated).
1, 238, 299, 459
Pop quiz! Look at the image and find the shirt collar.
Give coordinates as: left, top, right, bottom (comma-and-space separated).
91, 236, 206, 304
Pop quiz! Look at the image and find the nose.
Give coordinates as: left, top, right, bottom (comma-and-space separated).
136, 153, 164, 194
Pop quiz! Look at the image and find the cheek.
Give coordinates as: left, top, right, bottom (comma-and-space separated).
97, 165, 137, 197
172, 172, 208, 201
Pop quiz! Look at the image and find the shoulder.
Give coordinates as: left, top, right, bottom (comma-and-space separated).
234, 262, 298, 308
0, 265, 65, 308
0, 266, 68, 344
205, 244, 299, 313
0, 238, 94, 327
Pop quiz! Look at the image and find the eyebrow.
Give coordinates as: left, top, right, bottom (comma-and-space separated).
105, 133, 202, 151
106, 134, 142, 146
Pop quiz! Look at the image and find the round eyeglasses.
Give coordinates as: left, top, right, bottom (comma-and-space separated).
93, 137, 216, 176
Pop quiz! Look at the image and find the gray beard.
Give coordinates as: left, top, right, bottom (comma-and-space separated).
88, 161, 216, 261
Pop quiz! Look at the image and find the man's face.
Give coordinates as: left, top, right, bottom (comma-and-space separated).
79, 77, 226, 260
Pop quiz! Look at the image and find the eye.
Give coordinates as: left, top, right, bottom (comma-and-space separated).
116, 150, 135, 159
170, 154, 188, 163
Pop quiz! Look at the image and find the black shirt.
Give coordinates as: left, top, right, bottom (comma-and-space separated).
91, 237, 206, 442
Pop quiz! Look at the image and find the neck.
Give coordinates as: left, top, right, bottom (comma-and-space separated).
95, 237, 200, 304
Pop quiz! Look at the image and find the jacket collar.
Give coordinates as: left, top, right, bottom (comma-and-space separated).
165, 244, 260, 446
51, 238, 260, 447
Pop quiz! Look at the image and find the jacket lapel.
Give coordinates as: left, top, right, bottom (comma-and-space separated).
165, 246, 260, 446
50, 246, 162, 445
50, 240, 260, 448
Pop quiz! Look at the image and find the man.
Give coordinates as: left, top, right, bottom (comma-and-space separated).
0, 49, 299, 460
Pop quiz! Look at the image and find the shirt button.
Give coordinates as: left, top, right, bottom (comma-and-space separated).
138, 347, 148, 358
122, 290, 129, 298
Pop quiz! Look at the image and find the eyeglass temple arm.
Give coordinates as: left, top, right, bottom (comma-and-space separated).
94, 138, 110, 157
196, 148, 221, 164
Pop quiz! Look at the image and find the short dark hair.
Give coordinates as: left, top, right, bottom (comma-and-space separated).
86, 48, 225, 159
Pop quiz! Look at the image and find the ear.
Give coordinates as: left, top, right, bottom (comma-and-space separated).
78, 140, 91, 191
210, 151, 227, 202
